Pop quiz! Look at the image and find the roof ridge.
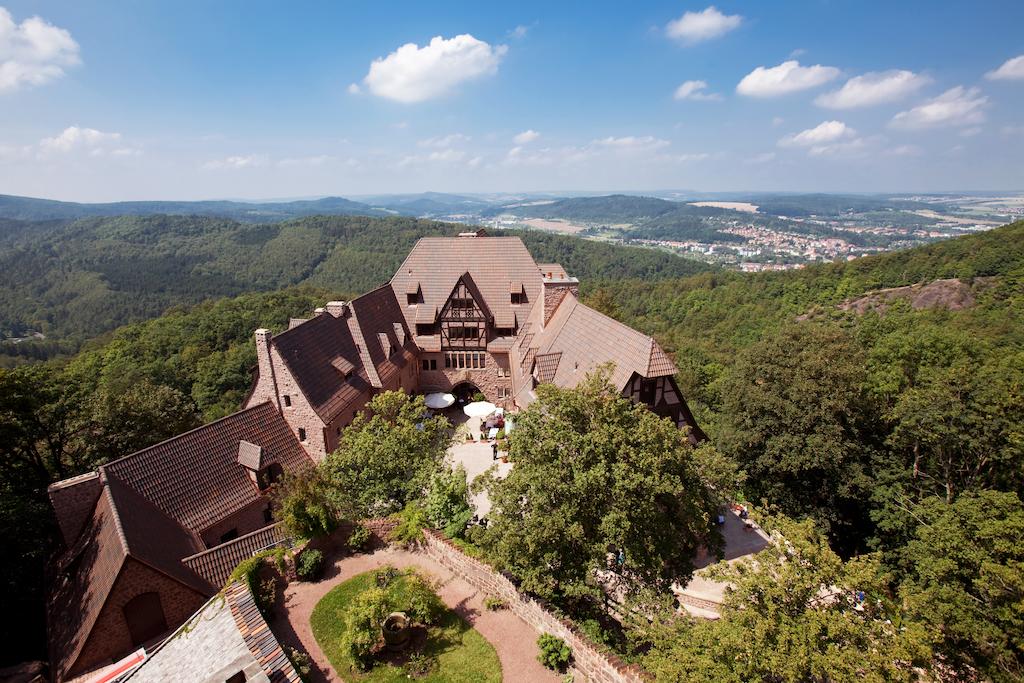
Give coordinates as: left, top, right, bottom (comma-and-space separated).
181, 522, 284, 564
100, 402, 275, 474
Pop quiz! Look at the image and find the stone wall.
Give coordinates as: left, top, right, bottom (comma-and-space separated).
419, 530, 648, 683
418, 353, 514, 409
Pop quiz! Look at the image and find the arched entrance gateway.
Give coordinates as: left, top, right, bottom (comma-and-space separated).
451, 381, 483, 405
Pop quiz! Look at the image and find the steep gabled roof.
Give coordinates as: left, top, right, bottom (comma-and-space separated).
48, 475, 212, 680
390, 236, 543, 337
101, 402, 311, 534
439, 272, 492, 320
272, 312, 370, 423
528, 293, 679, 392
348, 284, 415, 389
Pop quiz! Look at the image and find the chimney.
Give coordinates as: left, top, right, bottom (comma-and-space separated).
540, 274, 579, 328
325, 301, 348, 318
254, 329, 281, 411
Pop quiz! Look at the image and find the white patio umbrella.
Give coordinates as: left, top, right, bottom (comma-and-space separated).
463, 401, 497, 418
424, 392, 455, 410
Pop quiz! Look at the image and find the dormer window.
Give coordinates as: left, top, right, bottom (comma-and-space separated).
510, 281, 525, 305
283, 394, 292, 407
330, 356, 354, 380
257, 462, 284, 490
406, 282, 423, 305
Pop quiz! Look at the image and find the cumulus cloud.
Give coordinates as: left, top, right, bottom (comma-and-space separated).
37, 126, 140, 157
666, 6, 742, 44
815, 70, 931, 109
890, 86, 988, 129
985, 54, 1024, 81
203, 154, 268, 170
673, 80, 721, 101
0, 7, 80, 93
513, 129, 540, 144
779, 120, 855, 147
807, 137, 869, 158
736, 60, 840, 97
417, 133, 470, 148
362, 34, 507, 103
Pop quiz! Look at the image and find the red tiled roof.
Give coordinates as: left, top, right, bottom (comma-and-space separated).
417, 335, 441, 352
101, 402, 312, 535
225, 582, 302, 683
348, 284, 416, 390
183, 524, 287, 588
272, 313, 370, 424
486, 336, 515, 353
48, 475, 212, 681
534, 352, 562, 383
390, 236, 543, 334
526, 294, 679, 392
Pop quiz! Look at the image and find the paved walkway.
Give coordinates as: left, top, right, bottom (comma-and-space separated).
270, 545, 558, 683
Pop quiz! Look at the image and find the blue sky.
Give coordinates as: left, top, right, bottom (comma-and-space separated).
0, 0, 1022, 201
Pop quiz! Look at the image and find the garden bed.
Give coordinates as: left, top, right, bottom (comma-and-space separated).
309, 569, 501, 682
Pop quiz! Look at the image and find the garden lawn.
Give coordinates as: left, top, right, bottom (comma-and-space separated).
310, 570, 502, 683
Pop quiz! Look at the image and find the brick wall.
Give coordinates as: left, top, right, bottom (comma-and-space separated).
48, 472, 102, 546
542, 281, 579, 328
199, 496, 273, 549
68, 558, 207, 680
419, 530, 649, 683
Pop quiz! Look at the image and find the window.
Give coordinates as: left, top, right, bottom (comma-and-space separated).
451, 297, 473, 310
494, 327, 515, 337
416, 323, 437, 336
406, 292, 422, 305
449, 326, 480, 340
444, 352, 486, 369
257, 463, 284, 490
226, 673, 246, 683
219, 529, 239, 543
639, 379, 656, 404
511, 292, 525, 305
298, 427, 307, 442
496, 365, 510, 378
283, 394, 291, 407
498, 387, 511, 399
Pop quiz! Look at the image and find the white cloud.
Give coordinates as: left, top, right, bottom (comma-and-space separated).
673, 80, 721, 101
890, 86, 988, 129
591, 135, 670, 152
666, 6, 742, 44
808, 137, 869, 158
513, 129, 540, 144
363, 34, 507, 103
0, 7, 80, 93
985, 54, 1024, 81
815, 70, 931, 109
417, 133, 470, 148
37, 126, 139, 158
509, 25, 529, 39
736, 60, 841, 97
346, 82, 361, 95
203, 154, 268, 170
779, 120, 855, 147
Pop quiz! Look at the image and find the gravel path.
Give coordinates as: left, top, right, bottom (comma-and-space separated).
270, 545, 559, 683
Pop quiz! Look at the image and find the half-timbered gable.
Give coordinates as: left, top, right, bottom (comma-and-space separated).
439, 273, 490, 350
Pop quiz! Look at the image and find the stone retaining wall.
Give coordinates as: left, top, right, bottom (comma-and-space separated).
419, 529, 649, 683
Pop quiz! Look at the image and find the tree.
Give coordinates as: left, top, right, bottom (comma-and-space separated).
717, 323, 874, 549
424, 465, 473, 538
323, 391, 449, 517
272, 469, 339, 539
482, 367, 719, 603
900, 491, 1024, 682
640, 515, 932, 682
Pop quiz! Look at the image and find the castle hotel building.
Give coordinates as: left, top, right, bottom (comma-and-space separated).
45, 232, 704, 681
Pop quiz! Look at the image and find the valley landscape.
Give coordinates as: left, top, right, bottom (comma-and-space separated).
1, 2, 1023, 683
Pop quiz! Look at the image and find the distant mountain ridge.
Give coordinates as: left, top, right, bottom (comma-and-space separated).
0, 194, 388, 222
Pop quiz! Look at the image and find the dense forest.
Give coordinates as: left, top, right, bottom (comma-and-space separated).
0, 214, 709, 365
1, 218, 1021, 674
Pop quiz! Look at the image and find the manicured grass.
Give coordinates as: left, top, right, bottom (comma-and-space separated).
310, 569, 502, 682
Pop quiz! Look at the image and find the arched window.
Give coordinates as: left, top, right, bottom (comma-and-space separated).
123, 592, 167, 646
